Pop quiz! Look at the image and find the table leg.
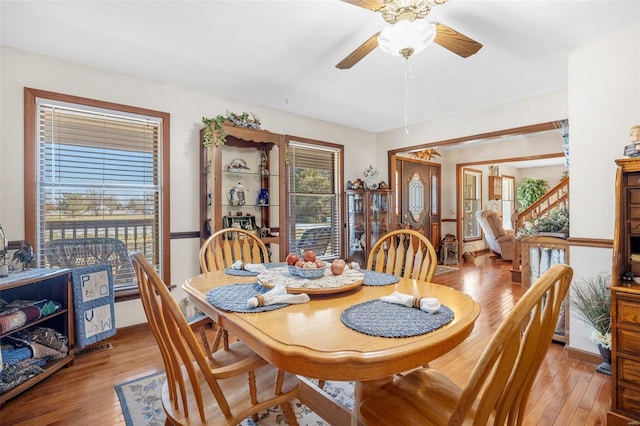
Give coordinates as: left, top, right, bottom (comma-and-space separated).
352, 376, 394, 425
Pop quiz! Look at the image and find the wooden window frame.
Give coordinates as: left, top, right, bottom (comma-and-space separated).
24, 88, 170, 301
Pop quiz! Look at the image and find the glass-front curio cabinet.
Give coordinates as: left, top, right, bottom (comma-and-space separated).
345, 189, 393, 265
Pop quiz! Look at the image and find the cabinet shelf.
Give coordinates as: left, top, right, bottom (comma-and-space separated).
0, 269, 74, 405
0, 308, 68, 339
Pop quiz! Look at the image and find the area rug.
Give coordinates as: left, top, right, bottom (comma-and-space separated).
434, 265, 459, 276
115, 372, 354, 426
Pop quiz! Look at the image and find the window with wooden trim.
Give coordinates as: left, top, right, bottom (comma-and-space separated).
24, 88, 170, 299
501, 175, 515, 230
463, 169, 482, 240
286, 139, 342, 259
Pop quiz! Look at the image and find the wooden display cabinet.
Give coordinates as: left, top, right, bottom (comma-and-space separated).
0, 269, 75, 404
200, 124, 287, 260
488, 175, 502, 200
610, 158, 640, 423
344, 189, 393, 265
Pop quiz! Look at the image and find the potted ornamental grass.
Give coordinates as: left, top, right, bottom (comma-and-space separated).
570, 273, 612, 374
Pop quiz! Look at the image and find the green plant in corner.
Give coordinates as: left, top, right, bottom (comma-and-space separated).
570, 273, 612, 349
516, 178, 549, 209
201, 115, 227, 147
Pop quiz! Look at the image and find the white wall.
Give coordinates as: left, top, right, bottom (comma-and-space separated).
567, 24, 639, 353
0, 46, 375, 327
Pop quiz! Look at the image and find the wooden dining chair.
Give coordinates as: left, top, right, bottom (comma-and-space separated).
130, 252, 300, 426
200, 228, 270, 272
366, 229, 438, 282
355, 263, 573, 426
199, 228, 270, 351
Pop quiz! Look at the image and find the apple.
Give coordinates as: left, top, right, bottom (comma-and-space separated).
303, 261, 317, 269
286, 253, 300, 266
331, 259, 346, 275
314, 260, 325, 269
303, 250, 317, 262
295, 260, 305, 268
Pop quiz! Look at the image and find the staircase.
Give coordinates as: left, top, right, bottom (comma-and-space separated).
511, 176, 569, 282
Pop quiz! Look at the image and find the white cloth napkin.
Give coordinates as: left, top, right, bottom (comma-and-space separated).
231, 260, 267, 273
247, 284, 310, 308
379, 291, 441, 314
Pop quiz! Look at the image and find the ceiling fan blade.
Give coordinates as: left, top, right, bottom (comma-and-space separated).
336, 32, 380, 69
434, 23, 483, 58
339, 0, 385, 11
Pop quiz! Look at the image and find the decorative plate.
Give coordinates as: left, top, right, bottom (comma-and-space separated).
257, 267, 364, 295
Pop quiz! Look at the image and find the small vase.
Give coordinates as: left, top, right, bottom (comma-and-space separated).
258, 189, 269, 206
596, 344, 611, 375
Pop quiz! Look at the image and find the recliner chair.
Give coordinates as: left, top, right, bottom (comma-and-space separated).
475, 209, 515, 260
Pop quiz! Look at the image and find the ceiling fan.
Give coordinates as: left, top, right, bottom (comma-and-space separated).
336, 0, 483, 69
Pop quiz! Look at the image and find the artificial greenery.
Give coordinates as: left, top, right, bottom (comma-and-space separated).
201, 111, 262, 147
516, 206, 569, 238
516, 178, 549, 209
201, 115, 227, 147
570, 273, 612, 349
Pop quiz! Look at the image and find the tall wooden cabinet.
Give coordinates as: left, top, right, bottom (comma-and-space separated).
610, 158, 640, 423
344, 189, 393, 265
200, 124, 287, 260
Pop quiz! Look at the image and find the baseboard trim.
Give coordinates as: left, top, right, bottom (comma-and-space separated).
567, 346, 602, 365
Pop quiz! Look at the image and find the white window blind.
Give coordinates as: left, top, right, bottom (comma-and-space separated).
287, 141, 341, 259
36, 99, 162, 291
463, 170, 482, 239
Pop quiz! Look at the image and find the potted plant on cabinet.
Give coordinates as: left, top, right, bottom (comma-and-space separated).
570, 273, 612, 375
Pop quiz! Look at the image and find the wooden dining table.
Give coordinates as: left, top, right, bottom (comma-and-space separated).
183, 268, 480, 425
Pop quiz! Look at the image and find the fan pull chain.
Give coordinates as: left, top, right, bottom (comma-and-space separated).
404, 59, 411, 134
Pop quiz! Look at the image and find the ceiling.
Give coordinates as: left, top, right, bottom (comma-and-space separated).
1, 1, 639, 133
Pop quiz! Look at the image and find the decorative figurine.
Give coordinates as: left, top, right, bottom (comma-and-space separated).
229, 182, 246, 206
363, 165, 380, 190
12, 240, 35, 271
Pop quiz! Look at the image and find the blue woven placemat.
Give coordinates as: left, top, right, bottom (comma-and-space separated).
224, 262, 286, 276
361, 270, 400, 286
205, 283, 288, 313
341, 299, 454, 338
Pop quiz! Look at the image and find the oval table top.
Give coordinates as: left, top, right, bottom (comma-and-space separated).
183, 269, 480, 382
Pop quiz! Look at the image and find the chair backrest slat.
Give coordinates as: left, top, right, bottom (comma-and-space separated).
200, 228, 270, 273
450, 263, 573, 425
367, 229, 437, 282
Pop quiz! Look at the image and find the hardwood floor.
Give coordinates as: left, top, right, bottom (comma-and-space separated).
0, 254, 610, 425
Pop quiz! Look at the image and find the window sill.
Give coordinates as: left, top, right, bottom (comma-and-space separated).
115, 283, 176, 303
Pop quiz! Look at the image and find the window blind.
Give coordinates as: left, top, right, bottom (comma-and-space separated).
287, 141, 341, 259
463, 171, 481, 239
36, 100, 162, 290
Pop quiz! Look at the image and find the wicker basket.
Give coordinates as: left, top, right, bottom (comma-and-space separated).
462, 244, 476, 263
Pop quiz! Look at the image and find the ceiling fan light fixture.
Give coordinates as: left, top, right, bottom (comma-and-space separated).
378, 20, 437, 59
380, 0, 449, 24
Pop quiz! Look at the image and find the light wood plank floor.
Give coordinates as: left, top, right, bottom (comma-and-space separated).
0, 254, 610, 425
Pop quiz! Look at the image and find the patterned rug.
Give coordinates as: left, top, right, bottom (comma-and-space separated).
115, 372, 354, 426
434, 265, 459, 276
